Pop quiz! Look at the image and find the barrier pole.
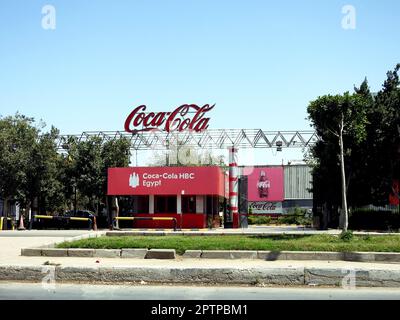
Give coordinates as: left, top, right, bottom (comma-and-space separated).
0, 217, 3, 231
228, 146, 239, 227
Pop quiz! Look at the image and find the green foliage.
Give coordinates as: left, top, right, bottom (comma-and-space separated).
62, 136, 131, 215
101, 138, 131, 194
0, 114, 39, 207
349, 209, 400, 231
0, 114, 131, 216
339, 230, 354, 242
278, 207, 312, 226
307, 64, 400, 228
0, 114, 65, 214
248, 215, 272, 225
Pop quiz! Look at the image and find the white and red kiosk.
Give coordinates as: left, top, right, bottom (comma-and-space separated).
108, 166, 230, 229
106, 103, 287, 229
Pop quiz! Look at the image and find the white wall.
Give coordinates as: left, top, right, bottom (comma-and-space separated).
149, 195, 154, 214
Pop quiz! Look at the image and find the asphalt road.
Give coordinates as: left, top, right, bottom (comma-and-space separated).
1, 282, 400, 300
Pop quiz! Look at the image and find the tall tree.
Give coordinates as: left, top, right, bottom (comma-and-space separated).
101, 138, 131, 227
308, 93, 368, 231
27, 126, 65, 214
0, 114, 38, 217
373, 64, 400, 204
101, 138, 131, 193
74, 137, 104, 215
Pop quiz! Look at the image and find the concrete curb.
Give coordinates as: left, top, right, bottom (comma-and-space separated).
21, 247, 400, 263
146, 249, 176, 259
305, 268, 400, 287
21, 248, 176, 259
121, 249, 147, 259
0, 265, 304, 286
1, 265, 400, 287
201, 250, 258, 259
195, 250, 400, 263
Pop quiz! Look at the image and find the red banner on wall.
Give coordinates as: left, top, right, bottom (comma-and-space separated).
389, 180, 399, 205
108, 166, 226, 196
245, 167, 284, 202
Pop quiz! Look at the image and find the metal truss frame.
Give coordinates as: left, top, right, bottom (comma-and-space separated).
55, 129, 319, 151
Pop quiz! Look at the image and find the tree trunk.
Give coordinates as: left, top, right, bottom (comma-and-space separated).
4, 198, 9, 218
115, 197, 119, 229
3, 198, 9, 230
110, 196, 119, 229
339, 115, 349, 231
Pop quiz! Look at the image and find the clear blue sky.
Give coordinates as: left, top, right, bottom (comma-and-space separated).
0, 0, 399, 164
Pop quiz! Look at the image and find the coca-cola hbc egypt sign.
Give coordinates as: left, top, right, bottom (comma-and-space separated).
108, 166, 225, 196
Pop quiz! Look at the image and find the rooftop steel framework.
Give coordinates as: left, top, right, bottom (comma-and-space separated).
55, 129, 319, 151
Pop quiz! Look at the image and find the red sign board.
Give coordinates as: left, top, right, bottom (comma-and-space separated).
245, 167, 284, 202
389, 180, 399, 205
124, 104, 214, 133
108, 166, 225, 196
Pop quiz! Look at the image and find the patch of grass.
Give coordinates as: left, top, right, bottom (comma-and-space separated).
339, 230, 354, 242
56, 234, 400, 255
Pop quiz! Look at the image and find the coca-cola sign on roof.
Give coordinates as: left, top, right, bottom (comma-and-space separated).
124, 104, 215, 133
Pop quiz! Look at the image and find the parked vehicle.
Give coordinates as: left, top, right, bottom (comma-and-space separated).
64, 210, 95, 229
30, 210, 95, 230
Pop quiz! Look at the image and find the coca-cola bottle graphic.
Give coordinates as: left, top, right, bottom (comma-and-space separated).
257, 170, 270, 198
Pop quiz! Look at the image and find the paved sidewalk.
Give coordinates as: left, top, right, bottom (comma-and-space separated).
0, 230, 103, 261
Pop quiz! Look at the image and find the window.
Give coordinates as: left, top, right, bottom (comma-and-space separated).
155, 196, 177, 213
137, 196, 149, 214
182, 195, 196, 213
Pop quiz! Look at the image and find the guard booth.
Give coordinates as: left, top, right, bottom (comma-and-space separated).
107, 166, 228, 229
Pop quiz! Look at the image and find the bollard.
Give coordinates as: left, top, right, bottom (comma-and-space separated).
18, 215, 26, 230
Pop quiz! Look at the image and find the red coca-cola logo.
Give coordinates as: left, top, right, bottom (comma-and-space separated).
249, 202, 277, 211
124, 104, 215, 133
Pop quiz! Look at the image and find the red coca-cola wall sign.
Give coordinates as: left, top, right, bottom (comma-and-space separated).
248, 201, 283, 214
124, 104, 215, 133
245, 167, 284, 202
